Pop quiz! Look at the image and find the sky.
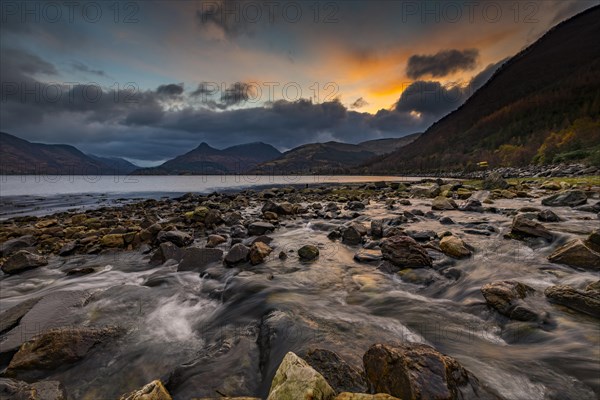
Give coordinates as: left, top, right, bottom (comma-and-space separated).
0, 0, 597, 166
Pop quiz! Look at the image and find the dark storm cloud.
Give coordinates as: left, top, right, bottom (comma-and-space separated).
406, 49, 479, 79
156, 83, 185, 97
70, 61, 108, 78
220, 82, 251, 107
395, 59, 505, 118
1, 48, 58, 82
195, 0, 252, 39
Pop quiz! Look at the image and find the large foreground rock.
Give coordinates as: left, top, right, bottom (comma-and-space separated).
431, 196, 457, 211
304, 348, 367, 394
510, 215, 553, 241
298, 245, 320, 261
439, 236, 471, 259
0, 378, 67, 400
0, 235, 36, 257
481, 281, 538, 321
548, 239, 600, 270
482, 172, 508, 190
1, 250, 48, 274
119, 380, 172, 400
177, 247, 223, 272
267, 352, 335, 400
363, 343, 485, 400
544, 285, 600, 318
541, 190, 587, 207
380, 236, 432, 268
225, 243, 250, 266
156, 230, 192, 247
6, 326, 123, 379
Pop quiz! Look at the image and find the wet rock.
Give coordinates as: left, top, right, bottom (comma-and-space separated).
204, 209, 223, 226
186, 206, 209, 222
0, 378, 67, 400
575, 201, 600, 213
206, 234, 227, 248
510, 214, 553, 241
482, 172, 509, 190
0, 298, 40, 335
458, 199, 483, 212
431, 196, 457, 211
406, 230, 436, 242
278, 251, 287, 260
545, 285, 600, 318
264, 211, 279, 221
230, 225, 248, 239
139, 223, 162, 242
410, 184, 440, 198
1, 251, 48, 274
0, 235, 36, 257
342, 226, 363, 246
225, 243, 250, 266
587, 229, 600, 247
267, 352, 335, 400
541, 181, 562, 190
100, 233, 124, 248
439, 216, 455, 225
346, 201, 365, 211
250, 235, 273, 246
250, 242, 273, 265
177, 247, 223, 272
586, 280, 600, 292
481, 281, 537, 321
150, 242, 183, 265
541, 190, 587, 207
439, 236, 472, 259
363, 343, 484, 400
248, 222, 276, 236
538, 209, 560, 222
119, 380, 172, 400
6, 326, 123, 379
354, 249, 383, 263
58, 241, 77, 256
262, 201, 293, 216
298, 245, 319, 261
548, 239, 600, 270
65, 267, 96, 276
223, 211, 243, 226
370, 220, 383, 239
303, 348, 368, 394
157, 230, 192, 247
397, 268, 438, 285
380, 235, 432, 268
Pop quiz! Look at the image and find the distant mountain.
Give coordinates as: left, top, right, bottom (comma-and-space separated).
362, 6, 600, 173
251, 135, 420, 174
135, 142, 282, 175
87, 154, 139, 174
358, 133, 421, 155
0, 132, 131, 175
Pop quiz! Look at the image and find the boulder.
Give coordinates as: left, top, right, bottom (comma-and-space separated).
206, 234, 227, 248
541, 190, 587, 207
588, 229, 600, 247
248, 222, 276, 236
0, 235, 36, 257
119, 380, 172, 400
204, 209, 223, 226
354, 249, 383, 263
150, 242, 183, 265
481, 281, 537, 321
267, 352, 335, 400
370, 220, 384, 239
363, 343, 483, 400
100, 234, 124, 248
510, 215, 553, 241
298, 245, 320, 261
177, 247, 223, 272
6, 326, 123, 379
548, 239, 600, 270
249, 242, 273, 265
58, 241, 77, 256
439, 236, 471, 259
458, 199, 483, 212
431, 197, 457, 211
410, 184, 440, 198
224, 243, 250, 266
482, 172, 508, 190
544, 285, 600, 318
303, 348, 368, 394
380, 235, 432, 268
538, 209, 560, 222
0, 297, 41, 335
342, 226, 363, 246
1, 251, 48, 274
262, 201, 293, 216
346, 201, 366, 211
156, 230, 192, 247
0, 378, 67, 400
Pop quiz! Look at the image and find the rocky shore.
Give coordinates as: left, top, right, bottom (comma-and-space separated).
411, 163, 599, 179
1, 172, 599, 399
